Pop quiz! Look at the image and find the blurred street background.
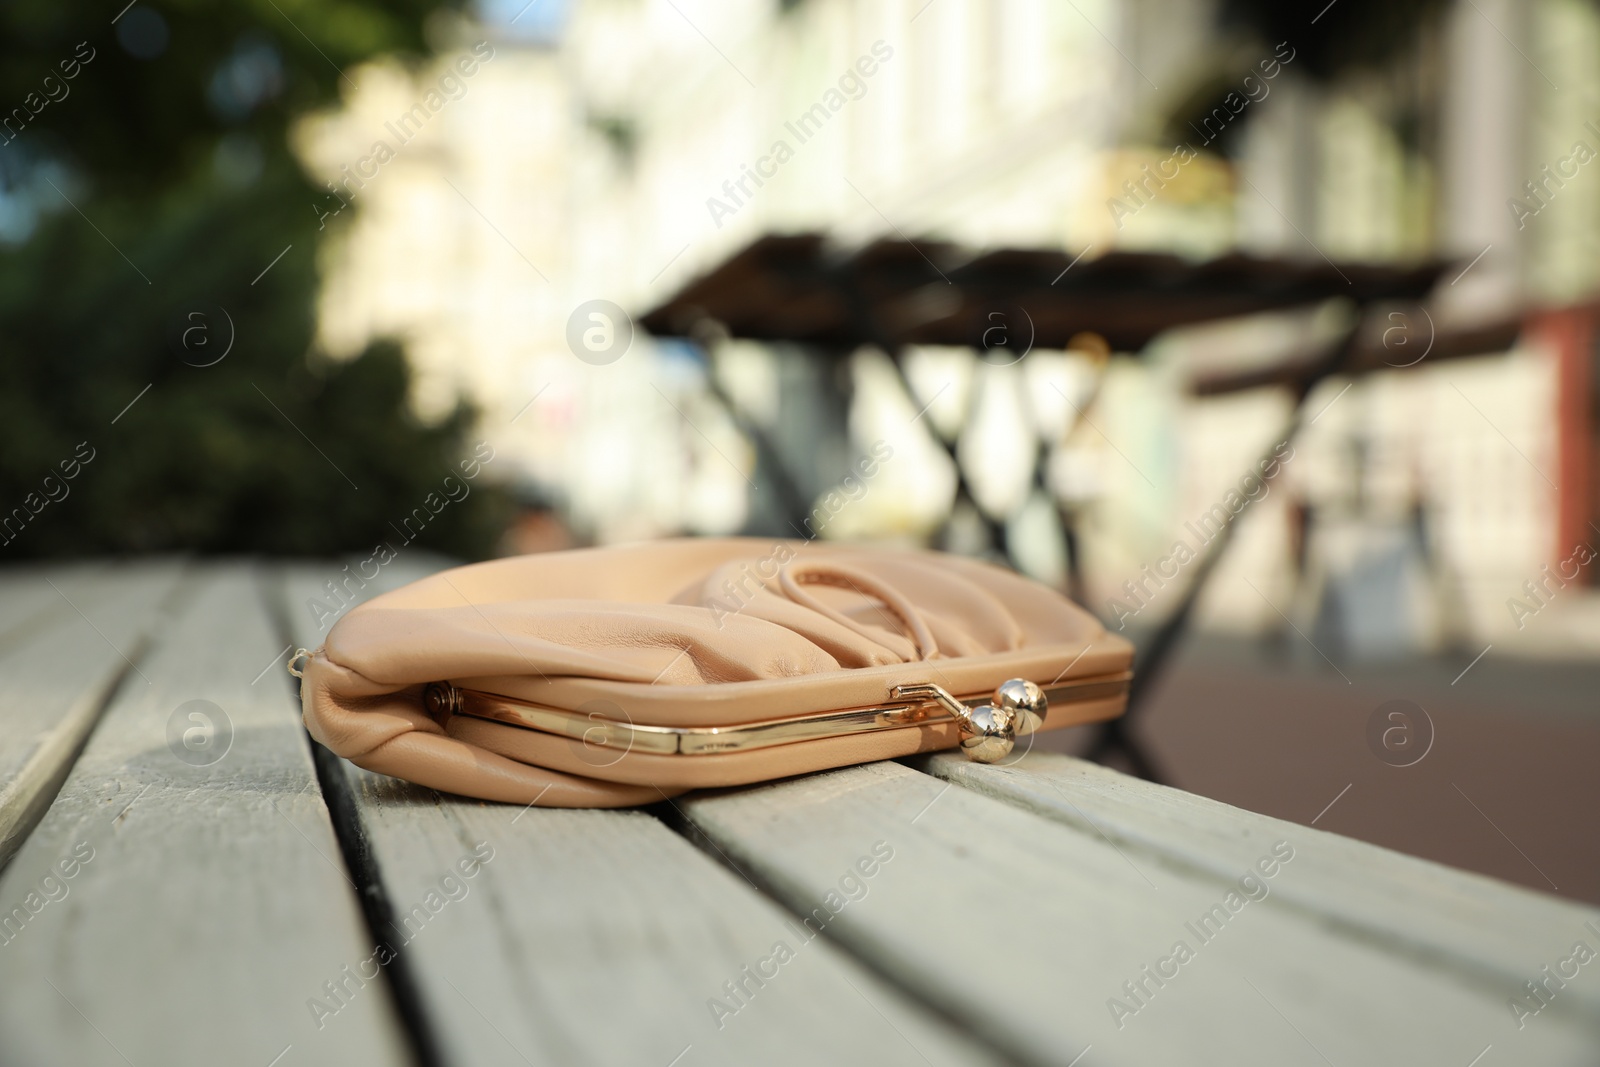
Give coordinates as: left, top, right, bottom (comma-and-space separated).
3, 0, 1598, 900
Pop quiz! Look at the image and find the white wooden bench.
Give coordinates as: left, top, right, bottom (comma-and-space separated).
0, 558, 1595, 1066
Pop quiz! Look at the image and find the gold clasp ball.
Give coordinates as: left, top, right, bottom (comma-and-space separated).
959, 704, 1016, 762
993, 678, 1048, 735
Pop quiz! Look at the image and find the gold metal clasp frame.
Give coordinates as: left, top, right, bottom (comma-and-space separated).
425, 672, 1130, 762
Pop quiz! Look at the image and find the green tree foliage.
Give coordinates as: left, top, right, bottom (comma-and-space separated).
0, 1, 509, 556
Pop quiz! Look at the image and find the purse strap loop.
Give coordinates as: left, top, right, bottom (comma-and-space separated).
286, 647, 318, 679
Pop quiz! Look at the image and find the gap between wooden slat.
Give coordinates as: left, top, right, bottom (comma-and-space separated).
653, 778, 1035, 1067
0, 562, 190, 871
258, 563, 448, 1067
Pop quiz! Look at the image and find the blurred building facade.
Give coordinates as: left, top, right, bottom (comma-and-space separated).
292, 0, 1600, 655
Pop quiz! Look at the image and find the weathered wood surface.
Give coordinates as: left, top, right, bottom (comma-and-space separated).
0, 560, 183, 866
681, 759, 1600, 1067
0, 561, 107, 648
279, 561, 1002, 1066
2, 558, 1596, 1067
0, 564, 409, 1066
919, 750, 1600, 1019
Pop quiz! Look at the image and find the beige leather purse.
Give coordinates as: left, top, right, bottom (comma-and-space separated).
296, 539, 1133, 808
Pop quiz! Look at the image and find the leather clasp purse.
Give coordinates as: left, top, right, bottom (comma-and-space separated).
295, 539, 1133, 807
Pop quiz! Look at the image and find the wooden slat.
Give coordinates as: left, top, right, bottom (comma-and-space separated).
0, 560, 183, 865
680, 759, 1600, 1067
918, 751, 1600, 1017
0, 564, 410, 1066
335, 767, 1003, 1067
0, 561, 105, 651
277, 561, 1004, 1067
